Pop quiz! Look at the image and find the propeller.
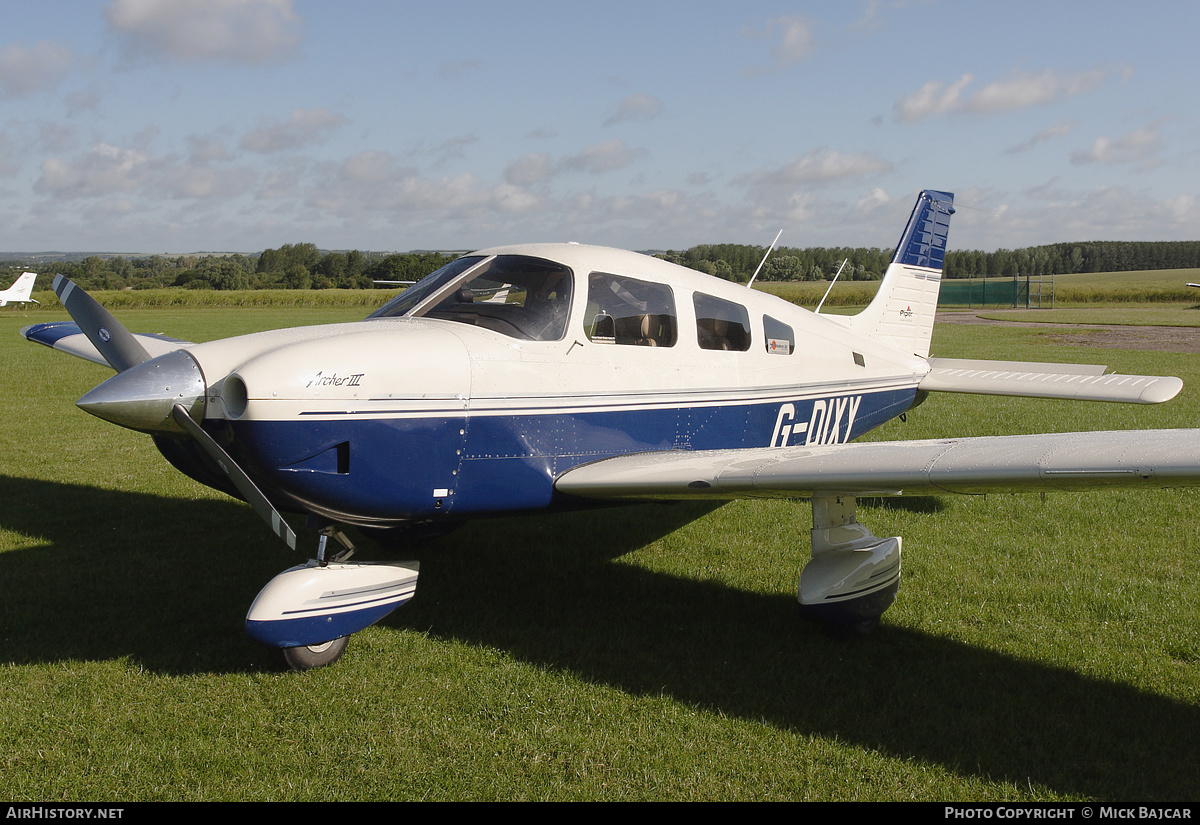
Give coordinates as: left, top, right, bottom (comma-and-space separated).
53, 275, 298, 551
52, 274, 152, 373
170, 404, 297, 550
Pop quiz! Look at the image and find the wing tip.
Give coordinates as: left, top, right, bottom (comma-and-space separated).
1140, 376, 1183, 404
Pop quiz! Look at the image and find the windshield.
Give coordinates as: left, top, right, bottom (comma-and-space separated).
368, 255, 486, 319
369, 254, 573, 342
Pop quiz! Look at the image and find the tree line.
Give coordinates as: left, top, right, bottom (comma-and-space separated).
661, 240, 1200, 282
5, 244, 459, 291
5, 239, 1199, 292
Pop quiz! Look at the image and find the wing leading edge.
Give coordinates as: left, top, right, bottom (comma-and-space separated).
555, 429, 1200, 500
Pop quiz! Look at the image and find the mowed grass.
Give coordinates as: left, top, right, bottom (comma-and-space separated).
0, 300, 1198, 800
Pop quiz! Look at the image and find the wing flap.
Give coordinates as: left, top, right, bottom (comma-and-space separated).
21, 321, 193, 368
919, 357, 1181, 404
555, 429, 1200, 500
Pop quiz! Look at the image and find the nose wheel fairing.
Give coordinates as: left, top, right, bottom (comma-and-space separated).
245, 559, 420, 649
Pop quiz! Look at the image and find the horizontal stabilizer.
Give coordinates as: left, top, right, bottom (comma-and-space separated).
919, 357, 1182, 404
20, 321, 192, 368
555, 429, 1200, 500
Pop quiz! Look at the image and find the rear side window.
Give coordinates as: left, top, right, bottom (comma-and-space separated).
694, 292, 751, 351
584, 272, 677, 347
763, 315, 794, 355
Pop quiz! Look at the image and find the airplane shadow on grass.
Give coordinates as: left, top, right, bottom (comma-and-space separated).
0, 474, 1196, 799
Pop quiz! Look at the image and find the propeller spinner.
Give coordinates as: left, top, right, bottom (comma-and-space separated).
54, 275, 297, 550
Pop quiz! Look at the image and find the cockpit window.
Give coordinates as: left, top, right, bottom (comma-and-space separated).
584, 272, 677, 347
369, 255, 573, 342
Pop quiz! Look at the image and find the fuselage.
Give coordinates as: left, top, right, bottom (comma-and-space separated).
173, 244, 930, 526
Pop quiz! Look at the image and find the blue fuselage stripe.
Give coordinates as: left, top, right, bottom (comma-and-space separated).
223, 385, 917, 523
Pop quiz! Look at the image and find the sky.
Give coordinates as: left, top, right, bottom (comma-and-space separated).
1, 0, 1198, 255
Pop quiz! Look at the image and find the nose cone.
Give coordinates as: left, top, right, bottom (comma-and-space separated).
76, 348, 207, 433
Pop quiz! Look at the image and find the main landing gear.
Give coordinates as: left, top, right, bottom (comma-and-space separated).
797, 494, 901, 634
245, 526, 421, 671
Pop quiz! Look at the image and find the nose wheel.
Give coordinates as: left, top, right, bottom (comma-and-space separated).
282, 636, 349, 671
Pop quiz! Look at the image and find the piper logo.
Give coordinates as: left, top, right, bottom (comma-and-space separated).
899, 306, 913, 318
770, 396, 863, 447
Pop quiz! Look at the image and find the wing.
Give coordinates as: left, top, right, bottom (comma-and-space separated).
20, 321, 193, 368
555, 429, 1200, 500
919, 357, 1182, 404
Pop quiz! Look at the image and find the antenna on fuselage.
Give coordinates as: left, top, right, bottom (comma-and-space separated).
746, 229, 783, 289
814, 258, 849, 315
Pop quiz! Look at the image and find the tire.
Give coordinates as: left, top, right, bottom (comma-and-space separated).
281, 636, 349, 671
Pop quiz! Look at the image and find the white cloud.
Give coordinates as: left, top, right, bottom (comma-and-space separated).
561, 139, 645, 175
38, 143, 148, 198
309, 151, 494, 217
893, 74, 973, 123
240, 108, 347, 154
1004, 120, 1074, 155
0, 41, 73, 98
504, 139, 646, 186
963, 67, 1119, 115
416, 135, 478, 166
767, 15, 815, 67
1070, 122, 1163, 166
36, 141, 254, 201
852, 187, 891, 215
605, 94, 664, 126
504, 152, 554, 187
739, 148, 892, 187
744, 15, 816, 74
949, 185, 1200, 249
895, 65, 1128, 123
104, 0, 302, 65
187, 135, 232, 164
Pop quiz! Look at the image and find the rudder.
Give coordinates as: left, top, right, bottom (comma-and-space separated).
848, 190, 954, 358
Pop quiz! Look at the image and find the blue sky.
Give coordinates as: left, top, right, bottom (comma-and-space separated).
1, 0, 1197, 255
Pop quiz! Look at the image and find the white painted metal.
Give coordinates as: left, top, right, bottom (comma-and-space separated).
555, 429, 1200, 499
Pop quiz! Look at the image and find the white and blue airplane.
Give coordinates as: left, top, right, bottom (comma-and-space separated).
0, 272, 39, 307
22, 190, 1200, 669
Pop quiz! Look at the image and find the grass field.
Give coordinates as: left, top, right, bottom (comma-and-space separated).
1, 297, 1198, 801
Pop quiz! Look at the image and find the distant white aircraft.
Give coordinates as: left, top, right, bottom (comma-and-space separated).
0, 272, 39, 307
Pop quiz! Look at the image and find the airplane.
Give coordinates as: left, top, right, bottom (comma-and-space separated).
0, 272, 39, 307
20, 189, 1200, 670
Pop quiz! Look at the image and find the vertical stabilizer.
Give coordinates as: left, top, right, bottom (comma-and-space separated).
848, 190, 954, 358
0, 272, 39, 307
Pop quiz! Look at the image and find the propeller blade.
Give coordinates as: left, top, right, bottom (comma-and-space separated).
52, 274, 151, 373
171, 404, 298, 551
